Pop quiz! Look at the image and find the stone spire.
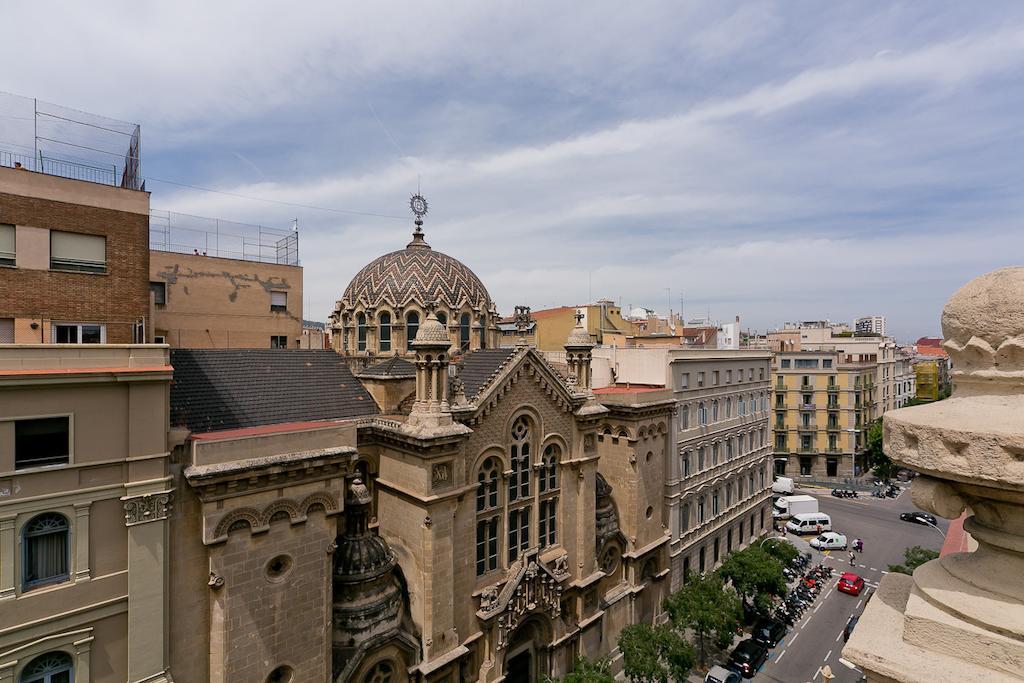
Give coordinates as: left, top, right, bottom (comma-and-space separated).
564, 310, 595, 392
406, 306, 455, 430
844, 267, 1024, 681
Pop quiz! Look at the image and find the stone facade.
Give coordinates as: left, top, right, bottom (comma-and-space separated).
843, 267, 1024, 681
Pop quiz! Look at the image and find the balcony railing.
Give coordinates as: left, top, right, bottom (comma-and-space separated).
827, 385, 840, 393
799, 403, 816, 411
798, 423, 816, 432
797, 446, 816, 454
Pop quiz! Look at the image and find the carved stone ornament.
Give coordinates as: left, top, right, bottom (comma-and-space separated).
432, 462, 452, 488
122, 491, 173, 526
477, 550, 564, 650
208, 572, 224, 590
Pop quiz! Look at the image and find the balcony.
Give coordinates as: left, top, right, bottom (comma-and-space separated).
826, 423, 841, 432
827, 385, 840, 393
799, 403, 816, 411
800, 383, 814, 392
797, 446, 816, 454
798, 423, 816, 432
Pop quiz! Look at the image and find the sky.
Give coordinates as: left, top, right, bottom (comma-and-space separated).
4, 1, 1024, 342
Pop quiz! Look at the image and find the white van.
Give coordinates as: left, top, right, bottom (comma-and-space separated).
786, 512, 832, 535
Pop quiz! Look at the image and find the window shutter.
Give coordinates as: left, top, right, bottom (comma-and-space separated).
271, 291, 287, 307
51, 231, 106, 270
0, 318, 12, 343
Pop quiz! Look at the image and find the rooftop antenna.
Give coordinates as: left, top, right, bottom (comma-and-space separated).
292, 218, 299, 232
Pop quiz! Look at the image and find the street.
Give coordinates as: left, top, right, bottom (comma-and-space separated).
756, 486, 948, 683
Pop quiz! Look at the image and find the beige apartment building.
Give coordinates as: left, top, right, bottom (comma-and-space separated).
772, 351, 874, 481
149, 212, 303, 349
0, 344, 173, 683
591, 347, 774, 586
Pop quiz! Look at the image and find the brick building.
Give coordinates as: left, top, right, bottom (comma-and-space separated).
0, 166, 150, 344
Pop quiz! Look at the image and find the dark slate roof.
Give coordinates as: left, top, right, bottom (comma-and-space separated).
360, 356, 416, 379
303, 320, 326, 330
456, 348, 517, 400
170, 349, 378, 433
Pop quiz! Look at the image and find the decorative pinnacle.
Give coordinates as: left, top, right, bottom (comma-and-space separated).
410, 193, 428, 230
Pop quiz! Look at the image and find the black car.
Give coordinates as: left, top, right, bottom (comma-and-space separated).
900, 511, 938, 526
843, 615, 860, 642
728, 638, 769, 678
751, 618, 788, 648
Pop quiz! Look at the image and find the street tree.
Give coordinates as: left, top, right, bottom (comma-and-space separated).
664, 573, 741, 667
888, 545, 939, 575
761, 538, 799, 565
864, 419, 898, 481
617, 623, 694, 683
717, 546, 787, 607
544, 657, 615, 683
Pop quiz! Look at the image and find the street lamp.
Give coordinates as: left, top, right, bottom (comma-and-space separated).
918, 518, 946, 539
760, 536, 787, 549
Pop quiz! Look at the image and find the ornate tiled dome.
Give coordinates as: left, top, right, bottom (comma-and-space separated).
341, 229, 493, 312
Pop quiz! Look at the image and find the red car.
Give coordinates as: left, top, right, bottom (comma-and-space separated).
837, 572, 865, 596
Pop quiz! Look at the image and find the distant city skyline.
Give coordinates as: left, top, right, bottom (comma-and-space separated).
4, 2, 1022, 342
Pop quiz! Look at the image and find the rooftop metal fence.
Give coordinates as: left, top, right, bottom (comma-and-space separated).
149, 210, 300, 266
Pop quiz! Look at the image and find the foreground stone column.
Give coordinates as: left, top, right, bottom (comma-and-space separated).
843, 267, 1024, 682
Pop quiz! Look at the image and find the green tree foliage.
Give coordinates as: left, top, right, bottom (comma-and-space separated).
544, 657, 615, 683
617, 623, 694, 683
864, 419, 898, 481
761, 538, 799, 565
717, 547, 787, 604
664, 573, 741, 667
888, 545, 939, 575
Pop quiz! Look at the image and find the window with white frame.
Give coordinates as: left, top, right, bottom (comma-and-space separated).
50, 231, 106, 273
53, 323, 104, 344
698, 402, 707, 425
0, 223, 14, 266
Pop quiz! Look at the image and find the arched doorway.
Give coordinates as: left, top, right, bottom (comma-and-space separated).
504, 617, 551, 683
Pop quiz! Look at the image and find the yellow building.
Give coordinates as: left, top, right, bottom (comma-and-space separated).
914, 361, 940, 402
772, 351, 875, 481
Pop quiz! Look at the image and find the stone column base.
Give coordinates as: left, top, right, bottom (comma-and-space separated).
843, 573, 1020, 682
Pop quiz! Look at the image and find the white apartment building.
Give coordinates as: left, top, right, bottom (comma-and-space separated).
855, 315, 887, 336
591, 346, 774, 588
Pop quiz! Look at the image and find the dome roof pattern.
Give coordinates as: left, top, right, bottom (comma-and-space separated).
341, 230, 493, 312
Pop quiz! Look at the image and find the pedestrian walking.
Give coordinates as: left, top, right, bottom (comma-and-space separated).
858, 538, 865, 553
849, 550, 856, 566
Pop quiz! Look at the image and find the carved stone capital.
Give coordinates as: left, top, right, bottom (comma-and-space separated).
122, 491, 173, 526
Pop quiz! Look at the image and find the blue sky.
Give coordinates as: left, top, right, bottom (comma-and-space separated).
4, 1, 1024, 342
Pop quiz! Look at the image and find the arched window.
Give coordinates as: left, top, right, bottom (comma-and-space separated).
697, 497, 706, 524
738, 395, 746, 416
507, 416, 531, 562
378, 312, 392, 352
698, 402, 707, 425
459, 313, 471, 351
406, 311, 420, 348
475, 457, 501, 576
436, 311, 447, 326
539, 444, 559, 548
20, 651, 72, 683
712, 491, 720, 516
479, 315, 487, 349
680, 405, 689, 429
680, 503, 690, 533
750, 393, 756, 413
712, 400, 719, 421
23, 513, 69, 590
364, 661, 395, 683
357, 313, 367, 352
725, 398, 732, 417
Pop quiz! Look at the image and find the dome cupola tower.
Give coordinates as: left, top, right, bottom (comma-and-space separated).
330, 195, 499, 357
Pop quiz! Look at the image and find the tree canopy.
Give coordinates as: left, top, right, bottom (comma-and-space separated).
888, 545, 939, 575
545, 657, 616, 683
864, 419, 898, 481
617, 623, 694, 683
717, 546, 787, 603
664, 572, 742, 666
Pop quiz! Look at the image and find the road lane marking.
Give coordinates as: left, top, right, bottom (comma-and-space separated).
839, 657, 861, 671
814, 603, 821, 613
789, 632, 799, 645
776, 650, 786, 662
825, 649, 832, 661
881, 570, 889, 574
824, 588, 833, 599
835, 630, 843, 642
856, 599, 863, 609
813, 666, 822, 680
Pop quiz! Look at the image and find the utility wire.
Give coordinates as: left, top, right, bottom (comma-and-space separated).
144, 176, 408, 220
